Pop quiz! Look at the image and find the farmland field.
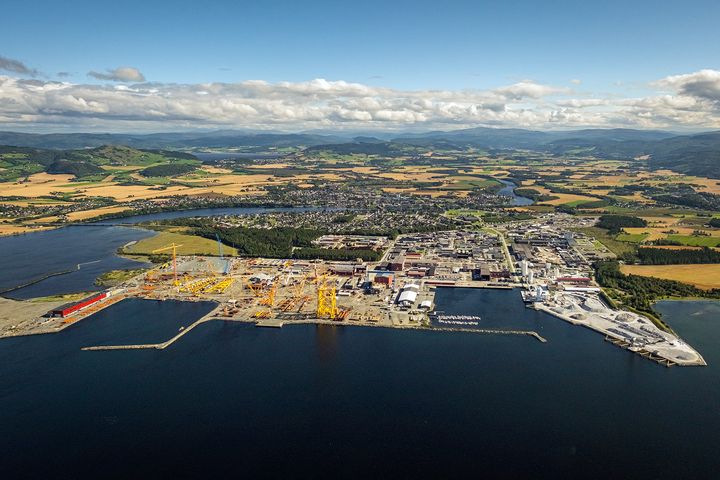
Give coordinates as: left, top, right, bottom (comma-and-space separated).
621, 264, 720, 290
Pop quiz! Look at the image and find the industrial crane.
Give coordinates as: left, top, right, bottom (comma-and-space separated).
151, 243, 183, 286
316, 274, 339, 319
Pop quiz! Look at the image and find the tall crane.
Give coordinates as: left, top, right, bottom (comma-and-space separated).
215, 233, 224, 260
316, 275, 338, 319
215, 233, 232, 274
151, 243, 183, 286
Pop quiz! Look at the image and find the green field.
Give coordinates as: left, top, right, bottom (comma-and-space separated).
616, 233, 648, 243
575, 227, 637, 256
562, 199, 599, 207
666, 235, 720, 247
123, 231, 239, 256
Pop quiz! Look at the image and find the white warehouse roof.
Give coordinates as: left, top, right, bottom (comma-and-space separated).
398, 290, 418, 305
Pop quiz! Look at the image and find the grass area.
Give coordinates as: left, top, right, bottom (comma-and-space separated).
123, 231, 238, 256
575, 227, 637, 256
95, 268, 147, 287
666, 235, 720, 247
616, 233, 648, 243
29, 292, 96, 303
620, 264, 720, 290
562, 199, 599, 207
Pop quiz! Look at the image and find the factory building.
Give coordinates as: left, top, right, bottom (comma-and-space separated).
48, 292, 107, 318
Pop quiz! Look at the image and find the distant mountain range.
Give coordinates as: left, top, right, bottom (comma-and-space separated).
1, 127, 718, 178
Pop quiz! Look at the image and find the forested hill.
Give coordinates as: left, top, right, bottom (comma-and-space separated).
0, 144, 199, 181
544, 131, 720, 178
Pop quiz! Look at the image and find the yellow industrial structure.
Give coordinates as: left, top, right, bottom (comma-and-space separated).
259, 283, 277, 307
151, 243, 183, 285
316, 275, 338, 319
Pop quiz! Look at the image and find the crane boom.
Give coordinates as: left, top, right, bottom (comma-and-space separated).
151, 243, 184, 286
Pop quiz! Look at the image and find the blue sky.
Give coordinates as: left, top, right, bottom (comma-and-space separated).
1, 0, 719, 131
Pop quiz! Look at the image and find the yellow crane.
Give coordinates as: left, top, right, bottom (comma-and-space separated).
151, 243, 183, 286
316, 275, 338, 319
245, 279, 265, 296
259, 283, 277, 307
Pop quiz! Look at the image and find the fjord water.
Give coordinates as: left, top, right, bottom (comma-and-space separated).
0, 226, 154, 299
1, 291, 719, 479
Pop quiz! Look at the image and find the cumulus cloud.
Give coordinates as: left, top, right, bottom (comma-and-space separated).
493, 81, 569, 100
0, 55, 39, 76
87, 66, 146, 82
654, 69, 720, 104
0, 70, 718, 131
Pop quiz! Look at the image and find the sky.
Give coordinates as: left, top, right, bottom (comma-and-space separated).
1, 0, 719, 132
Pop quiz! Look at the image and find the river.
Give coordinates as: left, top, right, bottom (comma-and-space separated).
0, 289, 717, 478
497, 178, 534, 206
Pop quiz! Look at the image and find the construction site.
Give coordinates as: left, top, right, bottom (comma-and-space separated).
128, 236, 432, 329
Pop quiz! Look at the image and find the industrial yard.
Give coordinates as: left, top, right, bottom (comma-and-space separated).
0, 214, 707, 366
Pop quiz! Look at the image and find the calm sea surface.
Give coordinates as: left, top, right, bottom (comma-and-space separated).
1, 290, 718, 479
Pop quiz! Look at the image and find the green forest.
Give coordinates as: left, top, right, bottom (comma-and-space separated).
597, 215, 647, 234
636, 247, 720, 265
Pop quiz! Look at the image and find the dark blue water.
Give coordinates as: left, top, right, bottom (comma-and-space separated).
1, 290, 718, 479
497, 178, 534, 206
0, 226, 155, 299
432, 287, 544, 329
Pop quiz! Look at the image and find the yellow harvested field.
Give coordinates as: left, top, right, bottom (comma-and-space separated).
1, 173, 76, 197
688, 177, 720, 194
246, 163, 290, 169
0, 172, 283, 200
376, 171, 445, 181
0, 224, 54, 236
621, 264, 720, 290
65, 206, 133, 221
200, 166, 234, 174
350, 167, 380, 174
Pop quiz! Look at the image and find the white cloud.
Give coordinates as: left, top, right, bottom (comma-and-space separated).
0, 71, 719, 131
653, 69, 720, 104
87, 66, 146, 82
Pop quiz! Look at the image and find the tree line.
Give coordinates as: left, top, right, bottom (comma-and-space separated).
636, 247, 720, 265
597, 214, 647, 234
594, 260, 720, 317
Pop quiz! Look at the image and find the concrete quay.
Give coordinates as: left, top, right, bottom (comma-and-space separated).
535, 293, 706, 367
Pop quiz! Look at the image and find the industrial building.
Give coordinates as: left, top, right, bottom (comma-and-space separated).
48, 292, 108, 318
